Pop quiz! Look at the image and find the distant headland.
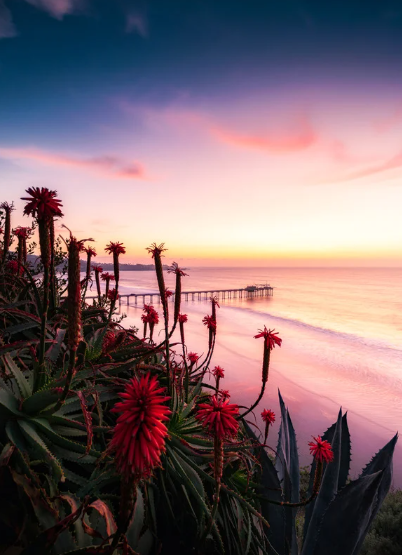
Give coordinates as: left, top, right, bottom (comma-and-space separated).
79, 261, 169, 272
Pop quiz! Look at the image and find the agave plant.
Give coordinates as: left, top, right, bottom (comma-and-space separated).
0, 190, 397, 555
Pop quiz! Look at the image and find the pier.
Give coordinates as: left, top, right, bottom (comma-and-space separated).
115, 285, 273, 307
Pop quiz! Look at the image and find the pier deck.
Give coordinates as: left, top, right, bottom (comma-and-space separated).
113, 285, 273, 306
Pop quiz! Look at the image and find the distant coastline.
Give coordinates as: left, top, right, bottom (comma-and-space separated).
79, 261, 169, 272
25, 254, 166, 272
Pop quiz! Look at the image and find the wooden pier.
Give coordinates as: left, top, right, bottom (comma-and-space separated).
115, 285, 273, 307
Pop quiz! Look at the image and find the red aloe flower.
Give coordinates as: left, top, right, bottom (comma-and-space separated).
309, 436, 334, 463
262, 408, 276, 443
187, 352, 199, 365
101, 272, 115, 282
178, 313, 187, 345
164, 289, 173, 299
105, 242, 125, 290
261, 409, 275, 425
92, 264, 103, 273
13, 226, 31, 239
105, 242, 126, 256
21, 187, 63, 219
167, 262, 188, 276
212, 366, 225, 379
110, 373, 171, 478
254, 326, 282, 350
6, 260, 23, 275
146, 242, 167, 258
107, 288, 119, 301
196, 395, 239, 439
219, 390, 230, 401
14, 226, 32, 266
85, 246, 97, 257
203, 315, 217, 331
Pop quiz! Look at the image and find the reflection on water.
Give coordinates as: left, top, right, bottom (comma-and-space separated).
107, 267, 402, 485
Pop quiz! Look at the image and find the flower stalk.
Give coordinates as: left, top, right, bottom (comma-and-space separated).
21, 188, 63, 389
240, 327, 282, 419
0, 202, 14, 264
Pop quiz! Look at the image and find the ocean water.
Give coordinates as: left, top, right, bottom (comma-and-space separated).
96, 267, 402, 486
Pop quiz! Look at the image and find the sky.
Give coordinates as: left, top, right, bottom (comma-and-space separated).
0, 0, 402, 266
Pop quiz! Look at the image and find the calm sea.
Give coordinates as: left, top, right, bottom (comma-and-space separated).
94, 267, 402, 486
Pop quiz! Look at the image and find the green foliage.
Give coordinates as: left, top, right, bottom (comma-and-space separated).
0, 194, 398, 555
361, 489, 402, 555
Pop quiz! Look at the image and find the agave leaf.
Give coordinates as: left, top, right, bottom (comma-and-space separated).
243, 420, 286, 555
352, 433, 398, 555
0, 387, 21, 417
51, 444, 98, 464
174, 450, 206, 500
64, 468, 89, 487
311, 471, 384, 555
0, 442, 14, 466
0, 338, 40, 356
9, 467, 57, 530
275, 390, 299, 555
6, 420, 29, 453
52, 425, 88, 437
22, 389, 60, 415
302, 409, 343, 555
3, 321, 40, 337
17, 420, 65, 483
339, 413, 351, 489
126, 486, 144, 549
31, 417, 101, 457
2, 353, 32, 398
19, 496, 86, 555
88, 499, 117, 537
46, 328, 66, 363
137, 528, 154, 555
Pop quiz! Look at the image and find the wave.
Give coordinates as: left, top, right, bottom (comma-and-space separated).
224, 304, 402, 355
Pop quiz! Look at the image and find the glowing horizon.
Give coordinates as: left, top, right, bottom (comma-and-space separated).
1, 1, 401, 267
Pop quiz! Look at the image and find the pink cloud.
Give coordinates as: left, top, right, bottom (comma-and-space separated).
328, 150, 402, 183
374, 103, 402, 133
211, 117, 317, 153
24, 0, 84, 19
119, 101, 317, 154
0, 147, 146, 180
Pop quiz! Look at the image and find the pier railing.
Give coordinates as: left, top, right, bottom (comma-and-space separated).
85, 285, 273, 306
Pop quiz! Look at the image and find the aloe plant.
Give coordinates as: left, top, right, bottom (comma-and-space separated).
0, 190, 397, 555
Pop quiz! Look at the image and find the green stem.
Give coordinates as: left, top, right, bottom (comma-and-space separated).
54, 348, 76, 411
36, 264, 50, 390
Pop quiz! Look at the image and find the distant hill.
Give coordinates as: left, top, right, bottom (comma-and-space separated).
26, 255, 164, 272
79, 261, 167, 272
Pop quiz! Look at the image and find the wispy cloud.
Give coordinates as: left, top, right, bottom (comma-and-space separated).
0, 0, 17, 38
328, 150, 402, 183
119, 101, 318, 154
24, 0, 84, 20
374, 103, 402, 133
126, 12, 147, 37
0, 146, 147, 180
211, 117, 317, 153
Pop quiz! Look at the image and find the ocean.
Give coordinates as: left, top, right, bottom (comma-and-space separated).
93, 267, 402, 486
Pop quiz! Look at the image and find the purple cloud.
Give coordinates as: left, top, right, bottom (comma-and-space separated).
24, 0, 84, 20
0, 0, 17, 38
126, 12, 147, 37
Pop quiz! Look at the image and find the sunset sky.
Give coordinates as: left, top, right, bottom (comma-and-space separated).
1, 0, 401, 266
